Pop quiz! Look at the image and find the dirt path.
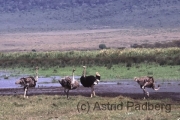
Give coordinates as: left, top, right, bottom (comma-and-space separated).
1, 28, 180, 52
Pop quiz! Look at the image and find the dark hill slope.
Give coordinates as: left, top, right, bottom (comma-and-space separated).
0, 0, 180, 32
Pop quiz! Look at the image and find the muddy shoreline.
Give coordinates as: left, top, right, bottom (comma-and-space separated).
0, 83, 179, 101
0, 71, 180, 101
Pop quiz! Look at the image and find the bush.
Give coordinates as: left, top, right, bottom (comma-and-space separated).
131, 44, 141, 48
32, 49, 36, 52
99, 44, 107, 49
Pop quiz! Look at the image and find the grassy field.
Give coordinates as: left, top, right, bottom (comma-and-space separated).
1, 48, 180, 67
1, 48, 180, 80
0, 95, 179, 120
2, 63, 180, 80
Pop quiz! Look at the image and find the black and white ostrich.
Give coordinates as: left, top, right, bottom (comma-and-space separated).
15, 67, 39, 98
134, 76, 160, 99
59, 69, 79, 99
80, 66, 100, 97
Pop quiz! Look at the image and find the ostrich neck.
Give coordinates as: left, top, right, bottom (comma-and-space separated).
72, 71, 75, 83
35, 69, 38, 81
83, 68, 86, 77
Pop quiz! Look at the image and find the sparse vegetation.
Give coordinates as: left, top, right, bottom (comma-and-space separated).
0, 95, 179, 120
131, 40, 180, 48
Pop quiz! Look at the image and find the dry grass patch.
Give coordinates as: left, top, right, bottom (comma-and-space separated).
0, 95, 179, 120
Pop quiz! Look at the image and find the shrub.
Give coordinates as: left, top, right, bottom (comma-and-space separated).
126, 62, 132, 67
131, 44, 141, 48
32, 49, 36, 52
99, 44, 107, 49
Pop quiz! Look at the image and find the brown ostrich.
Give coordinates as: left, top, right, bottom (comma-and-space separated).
80, 66, 100, 97
59, 69, 79, 99
15, 67, 39, 98
134, 76, 160, 99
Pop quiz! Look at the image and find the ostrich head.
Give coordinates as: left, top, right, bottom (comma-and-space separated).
96, 72, 101, 80
15, 78, 26, 84
72, 68, 76, 83
93, 72, 100, 85
134, 77, 138, 82
59, 77, 66, 85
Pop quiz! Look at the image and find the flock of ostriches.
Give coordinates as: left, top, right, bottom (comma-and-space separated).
15, 66, 160, 99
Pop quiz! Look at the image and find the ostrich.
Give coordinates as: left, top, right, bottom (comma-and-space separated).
134, 76, 160, 99
59, 69, 79, 99
80, 66, 101, 97
15, 67, 39, 98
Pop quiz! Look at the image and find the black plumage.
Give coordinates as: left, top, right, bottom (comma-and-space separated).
80, 75, 100, 87
80, 66, 100, 97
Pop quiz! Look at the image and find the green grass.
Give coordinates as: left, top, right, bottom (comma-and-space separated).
1, 48, 180, 80
0, 95, 179, 120
1, 48, 180, 68
2, 63, 180, 80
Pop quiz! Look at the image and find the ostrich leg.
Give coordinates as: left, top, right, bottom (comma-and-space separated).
91, 85, 95, 97
64, 88, 67, 94
142, 88, 149, 99
24, 88, 27, 98
67, 89, 69, 99
24, 86, 28, 98
92, 86, 96, 97
91, 86, 93, 98
141, 82, 148, 89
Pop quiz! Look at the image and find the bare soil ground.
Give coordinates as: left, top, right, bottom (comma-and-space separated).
1, 28, 180, 52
